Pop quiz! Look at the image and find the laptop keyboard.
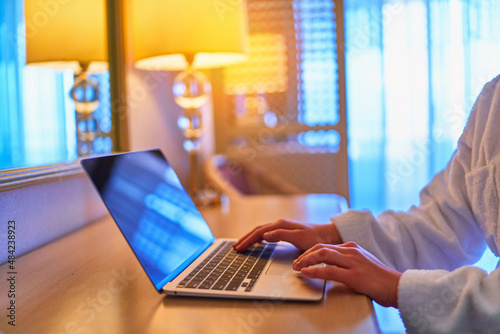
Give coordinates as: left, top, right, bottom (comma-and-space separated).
177, 241, 276, 292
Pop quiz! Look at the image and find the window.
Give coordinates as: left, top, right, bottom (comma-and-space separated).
220, 0, 342, 148
213, 0, 349, 199
345, 0, 500, 214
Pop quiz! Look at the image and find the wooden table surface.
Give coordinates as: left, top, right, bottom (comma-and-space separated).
0, 194, 380, 334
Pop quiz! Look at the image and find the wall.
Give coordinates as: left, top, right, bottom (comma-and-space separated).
0, 172, 107, 263
125, 69, 189, 184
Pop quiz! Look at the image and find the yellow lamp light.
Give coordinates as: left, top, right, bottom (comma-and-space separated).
25, 0, 107, 65
132, 0, 248, 71
224, 33, 288, 95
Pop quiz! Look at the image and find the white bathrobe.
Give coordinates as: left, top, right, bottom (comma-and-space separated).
334, 75, 500, 333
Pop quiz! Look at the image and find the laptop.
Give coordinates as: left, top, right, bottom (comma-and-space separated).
81, 149, 325, 301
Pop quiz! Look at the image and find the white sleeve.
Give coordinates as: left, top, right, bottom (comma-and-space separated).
332, 151, 487, 271
398, 266, 500, 334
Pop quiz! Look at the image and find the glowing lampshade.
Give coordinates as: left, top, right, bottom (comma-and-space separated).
25, 0, 107, 68
131, 0, 248, 70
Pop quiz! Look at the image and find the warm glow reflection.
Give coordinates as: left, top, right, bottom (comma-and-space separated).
223, 33, 288, 95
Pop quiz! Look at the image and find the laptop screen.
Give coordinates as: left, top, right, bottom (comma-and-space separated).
81, 149, 215, 291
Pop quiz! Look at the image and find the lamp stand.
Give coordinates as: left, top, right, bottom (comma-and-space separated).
181, 107, 203, 199
70, 68, 100, 156
173, 63, 213, 204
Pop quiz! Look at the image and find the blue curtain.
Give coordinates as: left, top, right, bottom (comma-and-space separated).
345, 0, 500, 214
0, 0, 25, 169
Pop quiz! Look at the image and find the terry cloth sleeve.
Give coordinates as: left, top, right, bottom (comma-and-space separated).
332, 76, 500, 272
398, 266, 500, 334
332, 144, 487, 271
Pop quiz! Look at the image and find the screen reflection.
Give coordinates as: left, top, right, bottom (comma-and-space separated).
82, 149, 214, 290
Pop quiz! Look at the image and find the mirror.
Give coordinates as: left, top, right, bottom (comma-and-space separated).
0, 0, 126, 171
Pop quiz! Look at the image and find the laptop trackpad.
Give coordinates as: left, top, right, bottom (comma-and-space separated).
265, 245, 298, 276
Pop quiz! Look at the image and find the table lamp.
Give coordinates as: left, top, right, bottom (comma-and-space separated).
132, 0, 248, 200
25, 0, 108, 156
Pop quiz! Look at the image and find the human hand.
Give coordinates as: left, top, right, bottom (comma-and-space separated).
233, 219, 342, 252
293, 242, 402, 308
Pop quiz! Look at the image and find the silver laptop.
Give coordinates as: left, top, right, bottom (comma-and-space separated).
81, 149, 325, 301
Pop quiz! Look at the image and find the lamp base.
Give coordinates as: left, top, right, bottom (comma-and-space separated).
187, 149, 220, 207
173, 64, 215, 207
70, 70, 100, 156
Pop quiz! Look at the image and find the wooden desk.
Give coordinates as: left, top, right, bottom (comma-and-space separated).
0, 194, 380, 334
